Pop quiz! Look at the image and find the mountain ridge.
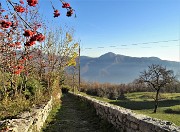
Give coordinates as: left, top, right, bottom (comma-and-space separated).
80, 52, 180, 83
81, 52, 177, 62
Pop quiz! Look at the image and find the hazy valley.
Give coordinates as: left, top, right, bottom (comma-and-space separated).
80, 52, 180, 83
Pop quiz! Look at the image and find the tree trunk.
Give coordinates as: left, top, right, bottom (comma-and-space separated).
154, 89, 160, 113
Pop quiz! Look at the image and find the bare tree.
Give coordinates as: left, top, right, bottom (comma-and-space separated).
139, 64, 175, 113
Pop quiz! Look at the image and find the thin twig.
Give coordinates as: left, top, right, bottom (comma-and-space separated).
7, 0, 32, 29
49, 0, 55, 10
59, 0, 64, 3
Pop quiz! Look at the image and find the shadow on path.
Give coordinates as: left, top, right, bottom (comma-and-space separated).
42, 93, 116, 132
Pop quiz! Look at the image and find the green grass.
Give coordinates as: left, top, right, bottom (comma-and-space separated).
82, 92, 180, 126
41, 101, 61, 130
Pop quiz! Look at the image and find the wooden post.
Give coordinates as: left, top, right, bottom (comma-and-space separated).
78, 44, 80, 92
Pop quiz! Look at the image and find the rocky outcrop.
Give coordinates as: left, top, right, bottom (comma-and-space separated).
0, 97, 52, 132
72, 93, 180, 132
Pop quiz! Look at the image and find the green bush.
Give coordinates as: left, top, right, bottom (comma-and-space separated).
24, 78, 44, 100
0, 96, 30, 120
61, 85, 71, 93
86, 88, 98, 96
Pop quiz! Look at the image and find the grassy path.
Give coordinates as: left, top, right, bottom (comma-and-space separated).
42, 93, 116, 132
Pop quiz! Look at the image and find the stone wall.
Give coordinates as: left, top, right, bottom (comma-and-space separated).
72, 93, 180, 132
0, 97, 52, 132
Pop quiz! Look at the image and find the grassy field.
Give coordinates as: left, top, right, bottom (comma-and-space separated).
82, 92, 180, 126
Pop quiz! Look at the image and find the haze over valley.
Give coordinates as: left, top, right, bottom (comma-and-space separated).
80, 52, 180, 83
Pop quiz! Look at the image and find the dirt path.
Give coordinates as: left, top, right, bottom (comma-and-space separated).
42, 93, 116, 132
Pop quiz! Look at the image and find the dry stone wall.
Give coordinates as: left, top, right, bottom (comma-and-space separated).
0, 97, 52, 132
72, 93, 180, 132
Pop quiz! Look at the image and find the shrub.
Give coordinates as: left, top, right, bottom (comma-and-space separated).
0, 96, 30, 120
24, 78, 44, 100
86, 88, 98, 96
61, 85, 71, 93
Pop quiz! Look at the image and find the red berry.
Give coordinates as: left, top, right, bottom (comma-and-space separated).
23, 30, 34, 37
14, 5, 25, 13
27, 0, 38, 6
54, 10, 60, 18
20, 0, 24, 4
66, 9, 73, 17
1, 20, 12, 28
25, 40, 36, 46
62, 2, 70, 8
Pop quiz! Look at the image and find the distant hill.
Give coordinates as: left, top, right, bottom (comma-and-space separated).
80, 52, 180, 83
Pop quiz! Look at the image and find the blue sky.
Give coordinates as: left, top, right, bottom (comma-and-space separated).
72, 0, 180, 61
64, 0, 180, 62
2, 0, 180, 61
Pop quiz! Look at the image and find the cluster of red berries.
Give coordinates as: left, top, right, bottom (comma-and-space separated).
23, 30, 45, 46
14, 5, 25, 13
1, 20, 12, 28
54, 10, 60, 18
27, 0, 38, 6
25, 40, 36, 46
66, 9, 73, 17
15, 42, 21, 46
32, 33, 45, 42
62, 2, 74, 17
18, 57, 26, 64
8, 43, 16, 47
14, 70, 21, 75
62, 2, 71, 8
8, 42, 21, 49
18, 55, 32, 65
23, 30, 35, 37
11, 65, 24, 75
53, 2, 74, 18
14, 65, 24, 75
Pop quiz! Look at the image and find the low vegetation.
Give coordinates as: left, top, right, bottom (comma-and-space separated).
80, 80, 180, 100
82, 92, 180, 126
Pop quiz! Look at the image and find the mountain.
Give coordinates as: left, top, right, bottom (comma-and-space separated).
80, 52, 180, 83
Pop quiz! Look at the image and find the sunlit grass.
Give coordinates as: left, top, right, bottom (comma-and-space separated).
134, 106, 180, 126
82, 92, 180, 126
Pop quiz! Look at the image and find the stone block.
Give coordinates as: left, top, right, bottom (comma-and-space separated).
139, 120, 153, 132
130, 122, 138, 130
127, 113, 140, 124
126, 127, 137, 132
